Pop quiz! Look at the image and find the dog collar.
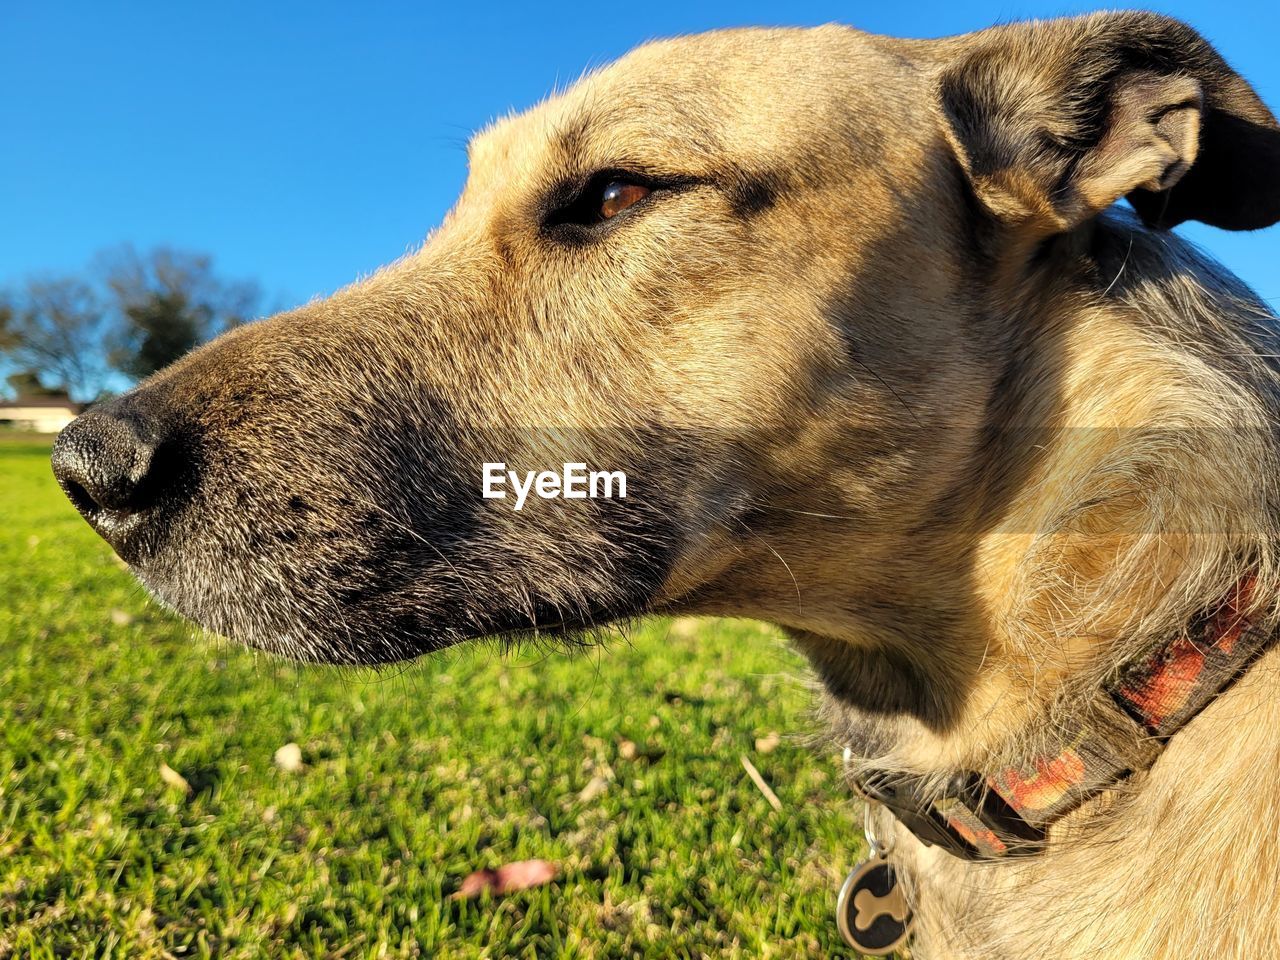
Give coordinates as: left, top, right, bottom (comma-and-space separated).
847, 577, 1274, 861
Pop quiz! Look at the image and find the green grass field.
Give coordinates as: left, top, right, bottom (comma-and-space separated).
1, 439, 868, 958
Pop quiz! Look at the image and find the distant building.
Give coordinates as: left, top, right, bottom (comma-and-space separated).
0, 395, 81, 433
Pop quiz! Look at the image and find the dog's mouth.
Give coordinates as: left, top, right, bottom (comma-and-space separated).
133, 543, 676, 666
85, 439, 687, 666
135, 565, 443, 665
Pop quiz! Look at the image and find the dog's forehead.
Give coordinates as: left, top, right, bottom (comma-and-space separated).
465, 25, 927, 189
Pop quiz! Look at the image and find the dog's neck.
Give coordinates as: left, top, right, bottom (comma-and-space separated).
846, 574, 1274, 860
806, 213, 1280, 792
798, 219, 1280, 956
903, 641, 1280, 959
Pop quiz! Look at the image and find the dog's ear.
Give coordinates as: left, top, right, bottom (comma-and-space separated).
939, 12, 1280, 233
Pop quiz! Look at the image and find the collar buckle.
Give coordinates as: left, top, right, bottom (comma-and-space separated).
849, 768, 1044, 861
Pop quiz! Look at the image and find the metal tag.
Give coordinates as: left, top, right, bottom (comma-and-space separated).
836, 856, 914, 956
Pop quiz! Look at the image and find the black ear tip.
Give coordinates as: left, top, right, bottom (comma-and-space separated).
1127, 114, 1280, 233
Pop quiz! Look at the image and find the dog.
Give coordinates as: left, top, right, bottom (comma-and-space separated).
51, 11, 1280, 958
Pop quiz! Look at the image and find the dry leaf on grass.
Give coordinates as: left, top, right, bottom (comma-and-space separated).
159, 762, 192, 794
755, 731, 781, 754
577, 775, 608, 803
274, 742, 304, 772
450, 859, 558, 900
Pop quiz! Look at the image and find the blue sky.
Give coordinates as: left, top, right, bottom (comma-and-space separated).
2, 1, 1277, 310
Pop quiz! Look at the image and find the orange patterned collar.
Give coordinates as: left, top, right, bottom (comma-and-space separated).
850, 577, 1271, 860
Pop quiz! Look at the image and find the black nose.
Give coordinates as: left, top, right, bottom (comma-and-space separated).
51, 403, 170, 558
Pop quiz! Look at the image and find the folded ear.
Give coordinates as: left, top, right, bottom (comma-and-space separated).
938, 12, 1280, 234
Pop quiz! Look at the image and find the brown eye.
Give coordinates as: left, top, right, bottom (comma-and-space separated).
600, 181, 650, 219
544, 173, 667, 234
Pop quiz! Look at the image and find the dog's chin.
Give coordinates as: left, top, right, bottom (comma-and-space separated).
133, 560, 659, 667
197, 614, 632, 668
235, 627, 466, 667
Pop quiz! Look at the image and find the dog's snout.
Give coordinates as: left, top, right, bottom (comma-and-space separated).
51, 401, 177, 558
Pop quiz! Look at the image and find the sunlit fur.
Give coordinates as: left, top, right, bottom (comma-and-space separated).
830, 213, 1280, 958
86, 12, 1280, 958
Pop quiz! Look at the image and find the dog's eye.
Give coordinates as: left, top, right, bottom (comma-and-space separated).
600, 181, 650, 219
544, 172, 660, 233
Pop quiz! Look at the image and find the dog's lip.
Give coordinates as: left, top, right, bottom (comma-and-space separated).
87, 510, 154, 565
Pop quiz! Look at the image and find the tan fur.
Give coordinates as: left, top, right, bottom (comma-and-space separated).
58, 12, 1280, 958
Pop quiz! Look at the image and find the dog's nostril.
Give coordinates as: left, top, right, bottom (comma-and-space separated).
51, 401, 176, 553
61, 477, 101, 519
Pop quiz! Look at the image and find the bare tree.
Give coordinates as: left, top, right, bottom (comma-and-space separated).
0, 277, 110, 401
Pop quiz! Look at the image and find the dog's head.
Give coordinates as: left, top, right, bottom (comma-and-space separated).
53, 14, 1280, 684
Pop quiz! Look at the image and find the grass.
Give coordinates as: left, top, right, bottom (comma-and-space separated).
0, 439, 869, 958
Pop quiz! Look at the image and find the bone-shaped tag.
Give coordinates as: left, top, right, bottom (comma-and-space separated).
854, 883, 910, 931
837, 859, 915, 956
